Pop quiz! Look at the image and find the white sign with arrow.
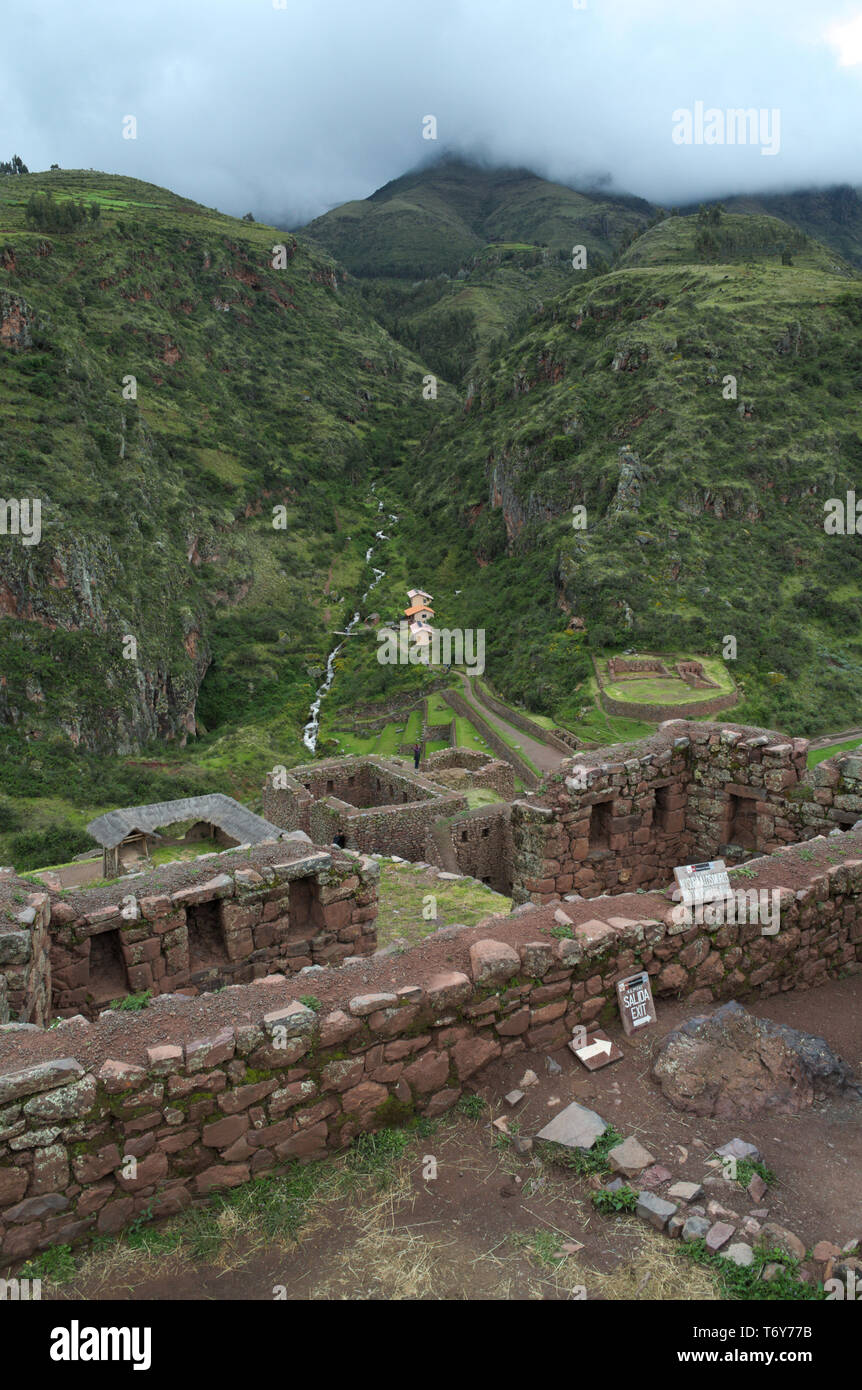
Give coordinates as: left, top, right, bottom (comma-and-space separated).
569, 1027, 623, 1070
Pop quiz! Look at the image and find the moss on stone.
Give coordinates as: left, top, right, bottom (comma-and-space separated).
372, 1095, 415, 1128
243, 1067, 274, 1084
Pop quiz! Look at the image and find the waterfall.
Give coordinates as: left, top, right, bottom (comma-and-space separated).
302, 495, 396, 753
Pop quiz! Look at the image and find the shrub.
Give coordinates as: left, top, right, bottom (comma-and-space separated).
0, 799, 23, 833
9, 824, 95, 871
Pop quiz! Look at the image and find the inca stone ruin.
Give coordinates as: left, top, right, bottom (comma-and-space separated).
1, 718, 860, 1266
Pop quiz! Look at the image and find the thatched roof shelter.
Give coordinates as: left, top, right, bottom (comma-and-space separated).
87, 794, 283, 851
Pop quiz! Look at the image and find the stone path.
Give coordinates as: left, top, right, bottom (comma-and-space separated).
457, 676, 566, 777
807, 725, 862, 751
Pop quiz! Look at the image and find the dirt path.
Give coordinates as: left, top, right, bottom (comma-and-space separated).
458, 676, 565, 776
808, 726, 862, 751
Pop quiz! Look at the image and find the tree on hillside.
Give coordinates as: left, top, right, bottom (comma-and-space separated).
24, 191, 89, 232
242, 212, 255, 222
0, 154, 29, 175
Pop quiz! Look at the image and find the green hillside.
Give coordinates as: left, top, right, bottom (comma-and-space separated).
706, 185, 862, 269
617, 211, 854, 276
0, 168, 441, 772
300, 157, 657, 278
384, 212, 862, 733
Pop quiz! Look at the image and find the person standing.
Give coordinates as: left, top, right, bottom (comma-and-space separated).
413, 742, 422, 770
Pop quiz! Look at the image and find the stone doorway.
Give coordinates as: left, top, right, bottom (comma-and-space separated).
288, 877, 324, 938
187, 900, 229, 971
88, 928, 129, 1006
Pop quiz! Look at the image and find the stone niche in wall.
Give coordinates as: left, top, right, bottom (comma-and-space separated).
511, 719, 862, 905
0, 837, 380, 1024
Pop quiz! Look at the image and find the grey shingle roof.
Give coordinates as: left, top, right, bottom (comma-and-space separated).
86, 795, 284, 850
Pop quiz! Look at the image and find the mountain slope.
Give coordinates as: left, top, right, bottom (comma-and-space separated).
299, 157, 659, 382
300, 157, 657, 278
0, 169, 439, 759
386, 212, 862, 733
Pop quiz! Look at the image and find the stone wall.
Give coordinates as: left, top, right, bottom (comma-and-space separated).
0, 828, 860, 1266
0, 841, 380, 1024
423, 748, 514, 800
0, 893, 51, 1027
263, 753, 519, 862
607, 657, 668, 678
511, 719, 862, 905
442, 690, 539, 788
424, 720, 455, 746
675, 660, 719, 690
598, 687, 738, 722
336, 682, 452, 729
308, 792, 469, 862
468, 681, 573, 756
265, 756, 440, 821
425, 804, 513, 895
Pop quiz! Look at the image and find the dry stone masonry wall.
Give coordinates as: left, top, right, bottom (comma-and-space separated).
0, 827, 860, 1266
423, 747, 514, 800
424, 804, 513, 895
512, 719, 862, 904
0, 840, 379, 1024
263, 753, 499, 860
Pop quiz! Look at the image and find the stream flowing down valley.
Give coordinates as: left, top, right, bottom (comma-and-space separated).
301, 493, 398, 753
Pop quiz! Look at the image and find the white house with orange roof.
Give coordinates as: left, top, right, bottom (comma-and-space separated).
405, 587, 435, 647
404, 588, 434, 624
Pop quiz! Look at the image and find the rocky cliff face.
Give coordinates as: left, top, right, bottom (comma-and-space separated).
488, 445, 566, 542
0, 290, 36, 349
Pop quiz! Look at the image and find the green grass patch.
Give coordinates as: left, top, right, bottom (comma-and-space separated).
681, 1240, 825, 1301
375, 858, 510, 946
536, 1124, 624, 1178
807, 736, 862, 767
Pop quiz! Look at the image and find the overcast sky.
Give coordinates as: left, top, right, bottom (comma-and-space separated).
4, 0, 862, 224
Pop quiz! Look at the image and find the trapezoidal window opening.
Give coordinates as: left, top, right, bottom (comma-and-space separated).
186, 899, 229, 971
88, 928, 130, 1006
589, 798, 613, 850
288, 876, 323, 938
654, 784, 673, 833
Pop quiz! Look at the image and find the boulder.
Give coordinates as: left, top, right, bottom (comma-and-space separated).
469, 939, 520, 986
722, 1242, 755, 1268
651, 1001, 860, 1118
681, 1214, 711, 1243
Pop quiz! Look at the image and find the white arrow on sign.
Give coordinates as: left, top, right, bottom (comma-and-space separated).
576, 1038, 613, 1061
